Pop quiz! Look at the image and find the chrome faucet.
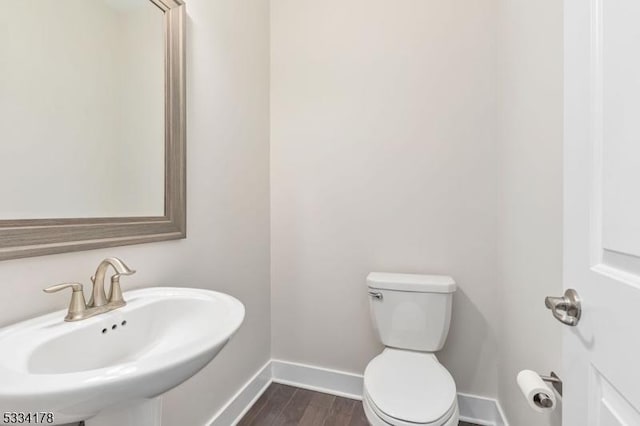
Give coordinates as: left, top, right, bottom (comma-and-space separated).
89, 257, 136, 308
43, 257, 136, 322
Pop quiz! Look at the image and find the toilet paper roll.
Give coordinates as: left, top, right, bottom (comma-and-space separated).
517, 370, 556, 413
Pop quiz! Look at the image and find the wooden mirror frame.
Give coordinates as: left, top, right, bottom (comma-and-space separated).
0, 0, 186, 261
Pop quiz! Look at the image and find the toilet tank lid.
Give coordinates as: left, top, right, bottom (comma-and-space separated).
366, 272, 456, 293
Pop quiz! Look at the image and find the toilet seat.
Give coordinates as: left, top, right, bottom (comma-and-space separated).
363, 348, 458, 426
363, 390, 458, 426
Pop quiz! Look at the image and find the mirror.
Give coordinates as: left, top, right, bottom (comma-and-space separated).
0, 0, 186, 260
1, 0, 165, 219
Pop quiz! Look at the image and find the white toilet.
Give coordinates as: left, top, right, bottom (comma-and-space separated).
363, 272, 459, 426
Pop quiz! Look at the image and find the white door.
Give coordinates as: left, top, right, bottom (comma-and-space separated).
563, 0, 640, 424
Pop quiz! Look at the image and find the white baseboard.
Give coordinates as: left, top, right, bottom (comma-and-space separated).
206, 359, 509, 426
457, 392, 509, 426
206, 361, 272, 426
271, 359, 363, 400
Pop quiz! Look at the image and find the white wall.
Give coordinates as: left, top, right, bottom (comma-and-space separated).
0, 0, 270, 425
496, 0, 563, 425
271, 0, 502, 399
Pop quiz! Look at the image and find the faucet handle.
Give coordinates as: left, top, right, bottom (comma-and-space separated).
44, 282, 83, 293
108, 269, 136, 307
44, 283, 87, 322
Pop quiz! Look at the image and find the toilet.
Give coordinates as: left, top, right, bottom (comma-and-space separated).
363, 272, 458, 426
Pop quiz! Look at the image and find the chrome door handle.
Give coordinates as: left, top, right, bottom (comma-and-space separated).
545, 289, 581, 326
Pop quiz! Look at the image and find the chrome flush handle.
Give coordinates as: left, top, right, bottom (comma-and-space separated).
368, 290, 383, 300
545, 289, 581, 326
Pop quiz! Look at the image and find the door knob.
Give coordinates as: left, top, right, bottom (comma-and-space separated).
545, 289, 581, 326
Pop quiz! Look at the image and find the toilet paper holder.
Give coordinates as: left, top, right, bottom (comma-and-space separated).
531, 372, 562, 409
539, 371, 562, 396
533, 392, 554, 409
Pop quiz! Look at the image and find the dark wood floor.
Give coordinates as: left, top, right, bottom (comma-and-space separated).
238, 383, 479, 426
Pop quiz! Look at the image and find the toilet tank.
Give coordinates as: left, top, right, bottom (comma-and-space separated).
367, 272, 456, 352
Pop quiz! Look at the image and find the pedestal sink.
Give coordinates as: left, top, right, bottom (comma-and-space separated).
0, 287, 245, 426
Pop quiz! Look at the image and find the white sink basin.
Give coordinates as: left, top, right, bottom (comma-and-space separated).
0, 287, 245, 426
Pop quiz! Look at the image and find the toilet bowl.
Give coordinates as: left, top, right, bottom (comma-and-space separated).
364, 272, 458, 426
362, 349, 458, 426
363, 391, 459, 426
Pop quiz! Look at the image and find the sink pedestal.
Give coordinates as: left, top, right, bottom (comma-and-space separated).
85, 398, 162, 426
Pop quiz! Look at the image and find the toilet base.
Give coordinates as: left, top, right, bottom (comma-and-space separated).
362, 394, 459, 426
